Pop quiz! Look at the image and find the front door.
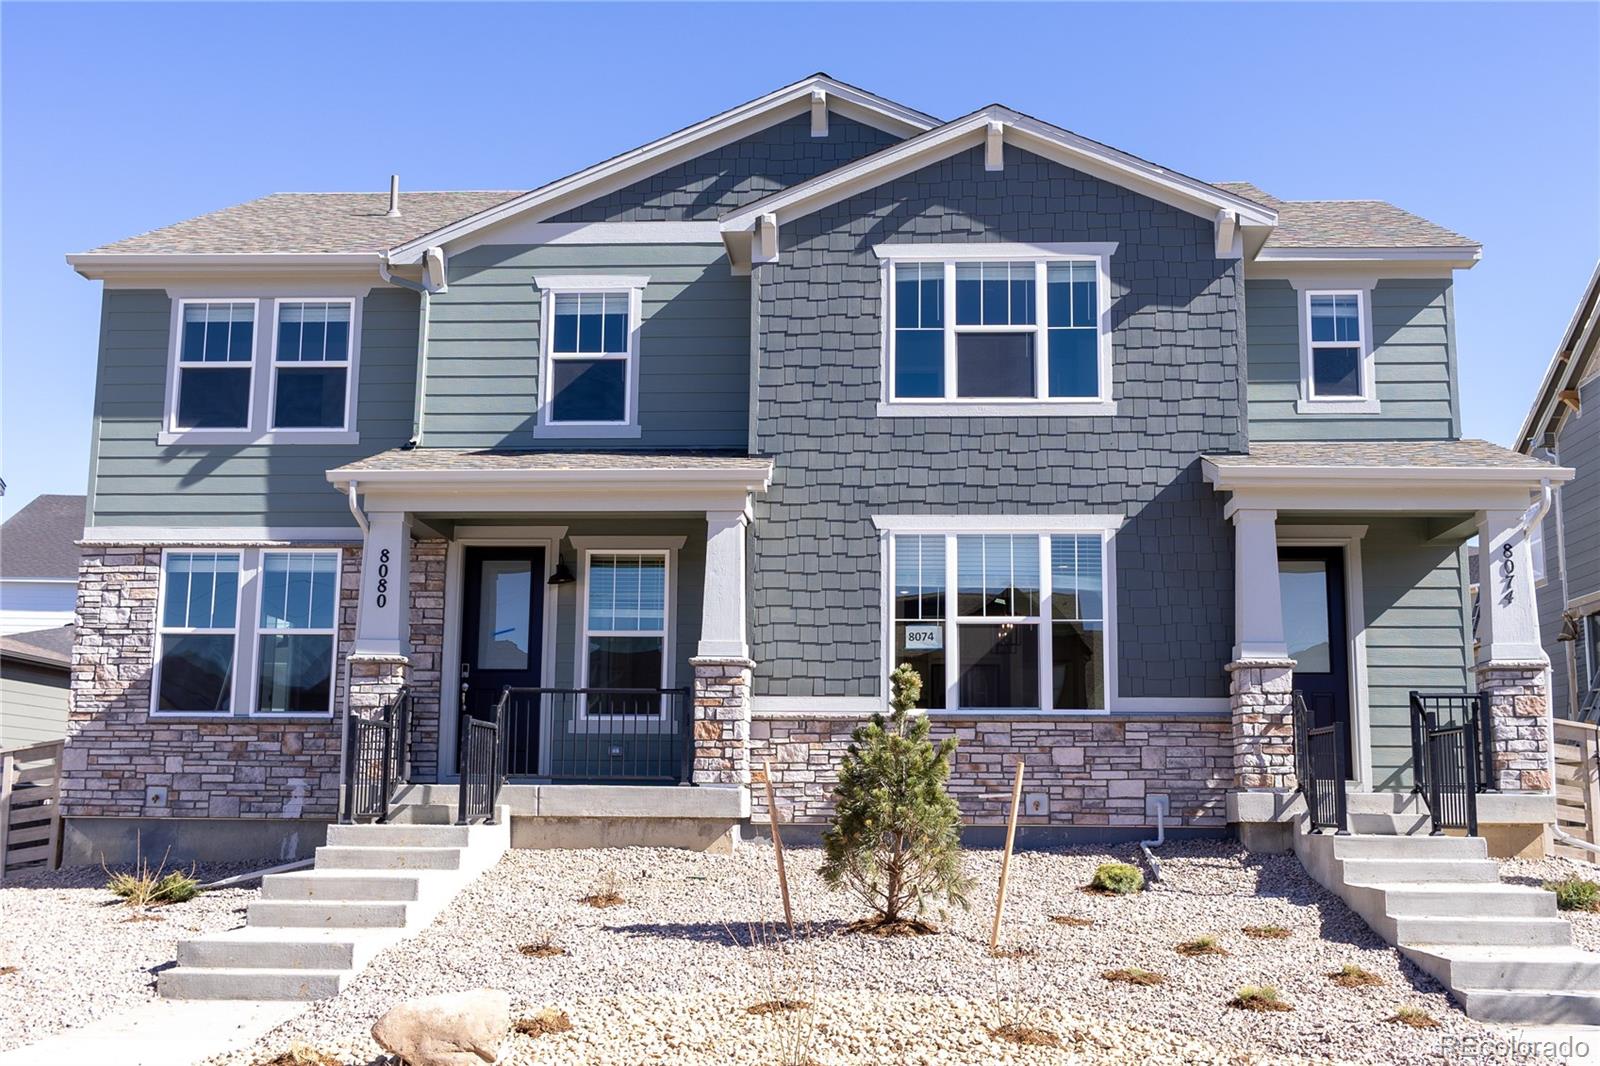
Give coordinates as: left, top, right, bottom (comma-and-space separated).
460, 547, 544, 776
1278, 546, 1353, 775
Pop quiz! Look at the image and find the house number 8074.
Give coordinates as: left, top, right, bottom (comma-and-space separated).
375, 548, 391, 608
1498, 541, 1515, 607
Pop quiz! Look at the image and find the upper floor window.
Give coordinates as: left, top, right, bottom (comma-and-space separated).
1299, 289, 1378, 414
175, 301, 256, 429
535, 275, 647, 436
272, 301, 353, 430
876, 244, 1115, 415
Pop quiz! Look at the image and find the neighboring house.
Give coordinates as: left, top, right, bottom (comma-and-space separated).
0, 626, 72, 749
1517, 262, 1600, 721
0, 494, 84, 635
60, 74, 1568, 864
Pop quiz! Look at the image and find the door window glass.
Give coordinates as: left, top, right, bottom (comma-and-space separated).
477, 559, 532, 669
1280, 559, 1332, 673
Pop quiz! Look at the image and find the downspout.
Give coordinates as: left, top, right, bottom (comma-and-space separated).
345, 480, 369, 536
1139, 796, 1168, 883
378, 253, 435, 450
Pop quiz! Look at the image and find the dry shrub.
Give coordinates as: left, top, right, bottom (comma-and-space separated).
1102, 967, 1164, 986
1048, 914, 1094, 928
1329, 964, 1384, 988
1241, 924, 1291, 940
731, 917, 822, 1066
1229, 985, 1292, 1012
0, 966, 18, 977
518, 927, 565, 958
1176, 935, 1228, 957
990, 945, 1038, 959
515, 1008, 573, 1038
580, 869, 625, 909
747, 998, 812, 1016
256, 1044, 342, 1066
988, 1022, 1063, 1048
1388, 1005, 1440, 1029
103, 839, 200, 909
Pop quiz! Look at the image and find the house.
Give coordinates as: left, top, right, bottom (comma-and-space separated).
1517, 262, 1600, 721
0, 494, 84, 635
60, 74, 1568, 866
0, 625, 72, 749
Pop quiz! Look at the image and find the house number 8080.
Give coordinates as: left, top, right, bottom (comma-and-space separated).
375, 548, 391, 608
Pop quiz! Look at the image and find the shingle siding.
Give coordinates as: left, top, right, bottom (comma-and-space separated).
1245, 277, 1459, 441
87, 288, 418, 529
751, 143, 1243, 701
550, 114, 901, 223
1543, 374, 1600, 717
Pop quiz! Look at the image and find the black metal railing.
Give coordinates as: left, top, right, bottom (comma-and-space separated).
341, 687, 412, 824
457, 688, 504, 825
1292, 690, 1349, 833
492, 687, 694, 784
1409, 691, 1483, 836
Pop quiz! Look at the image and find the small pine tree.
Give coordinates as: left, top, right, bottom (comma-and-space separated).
820, 663, 971, 931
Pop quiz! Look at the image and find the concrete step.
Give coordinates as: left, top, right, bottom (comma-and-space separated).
325, 823, 472, 848
247, 900, 410, 929
1404, 945, 1600, 994
1453, 988, 1600, 1026
157, 967, 346, 1001
1339, 857, 1501, 885
1393, 915, 1572, 948
1328, 834, 1486, 860
177, 930, 366, 971
262, 870, 423, 901
1378, 882, 1557, 919
1348, 812, 1431, 835
314, 845, 463, 871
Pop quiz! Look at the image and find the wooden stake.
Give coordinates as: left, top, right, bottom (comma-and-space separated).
989, 756, 1026, 954
762, 758, 794, 932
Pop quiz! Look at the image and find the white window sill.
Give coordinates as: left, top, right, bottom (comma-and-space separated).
532, 423, 643, 439
1294, 398, 1381, 415
876, 400, 1117, 418
158, 429, 360, 446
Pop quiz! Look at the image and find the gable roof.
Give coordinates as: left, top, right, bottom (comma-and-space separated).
0, 625, 74, 670
1516, 260, 1600, 454
382, 74, 939, 265
0, 494, 85, 580
1213, 182, 1479, 261
718, 104, 1279, 262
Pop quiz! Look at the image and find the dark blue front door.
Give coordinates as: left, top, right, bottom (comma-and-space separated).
1278, 546, 1353, 774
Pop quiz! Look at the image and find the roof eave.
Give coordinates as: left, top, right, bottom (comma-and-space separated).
1252, 246, 1482, 268
1200, 460, 1574, 494
328, 463, 775, 494
67, 252, 381, 280
1515, 260, 1600, 453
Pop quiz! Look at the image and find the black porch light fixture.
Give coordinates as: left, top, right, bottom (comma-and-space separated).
548, 556, 576, 586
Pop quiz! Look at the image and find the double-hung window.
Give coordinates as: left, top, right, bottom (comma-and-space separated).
536, 276, 646, 432
888, 528, 1111, 711
880, 245, 1113, 411
1300, 289, 1376, 411
174, 301, 256, 430
152, 548, 342, 717
272, 301, 353, 429
581, 551, 670, 713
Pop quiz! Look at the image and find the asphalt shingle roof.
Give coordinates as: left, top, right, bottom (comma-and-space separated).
1214, 182, 1477, 251
1204, 439, 1553, 471
0, 625, 74, 670
83, 191, 525, 255
0, 495, 85, 579
332, 448, 771, 475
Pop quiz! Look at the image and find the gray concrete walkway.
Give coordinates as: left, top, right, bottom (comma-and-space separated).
0, 998, 300, 1066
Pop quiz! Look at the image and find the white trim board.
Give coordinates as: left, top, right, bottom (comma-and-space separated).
483, 221, 724, 246
81, 526, 362, 546
872, 241, 1119, 261
873, 514, 1124, 533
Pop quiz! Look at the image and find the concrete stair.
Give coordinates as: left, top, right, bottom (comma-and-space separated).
159, 813, 508, 1001
1296, 825, 1600, 1024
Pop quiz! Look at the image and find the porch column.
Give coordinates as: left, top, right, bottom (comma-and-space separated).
1475, 508, 1553, 794
1227, 507, 1296, 792
692, 508, 753, 786
349, 510, 413, 719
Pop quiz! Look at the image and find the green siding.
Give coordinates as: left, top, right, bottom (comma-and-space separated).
422, 244, 749, 450
0, 661, 68, 748
1246, 278, 1459, 441
87, 288, 419, 528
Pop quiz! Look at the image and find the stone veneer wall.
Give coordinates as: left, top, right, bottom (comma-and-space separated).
64, 539, 446, 821
1475, 660, 1554, 792
751, 714, 1231, 828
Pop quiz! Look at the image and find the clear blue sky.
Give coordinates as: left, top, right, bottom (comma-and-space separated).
3, 2, 1596, 520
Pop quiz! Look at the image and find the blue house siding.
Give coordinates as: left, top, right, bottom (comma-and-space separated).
421, 243, 749, 450
751, 144, 1244, 702
550, 114, 901, 223
1246, 278, 1459, 441
1544, 374, 1600, 716
87, 287, 418, 529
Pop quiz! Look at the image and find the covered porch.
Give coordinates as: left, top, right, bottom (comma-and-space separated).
1203, 440, 1574, 855
324, 449, 772, 817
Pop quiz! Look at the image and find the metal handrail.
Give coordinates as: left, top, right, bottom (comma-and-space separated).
1409, 691, 1482, 836
1292, 691, 1349, 834
341, 686, 412, 824
457, 687, 506, 825
492, 687, 695, 784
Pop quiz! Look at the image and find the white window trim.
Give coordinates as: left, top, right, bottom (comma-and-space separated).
534, 278, 647, 438
150, 546, 343, 720
253, 548, 342, 718
159, 295, 363, 446
1296, 287, 1379, 415
575, 545, 676, 723
881, 525, 1118, 715
267, 298, 360, 435
874, 245, 1116, 416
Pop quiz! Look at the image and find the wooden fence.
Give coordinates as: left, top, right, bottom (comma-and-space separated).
0, 740, 63, 880
1554, 719, 1600, 861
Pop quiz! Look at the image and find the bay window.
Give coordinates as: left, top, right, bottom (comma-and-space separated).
888, 528, 1111, 711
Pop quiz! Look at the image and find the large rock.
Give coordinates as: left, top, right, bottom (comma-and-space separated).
372, 988, 510, 1066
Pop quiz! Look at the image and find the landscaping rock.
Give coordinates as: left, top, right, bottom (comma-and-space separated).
371, 988, 510, 1066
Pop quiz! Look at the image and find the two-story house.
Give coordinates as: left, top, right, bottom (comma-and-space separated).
62, 75, 1568, 865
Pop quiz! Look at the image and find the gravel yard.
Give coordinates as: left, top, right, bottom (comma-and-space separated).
218, 841, 1504, 1066
0, 860, 264, 1052
1501, 852, 1600, 952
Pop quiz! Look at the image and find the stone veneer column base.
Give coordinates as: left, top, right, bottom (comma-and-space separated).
347, 654, 412, 719
1475, 659, 1553, 793
1227, 657, 1297, 791
691, 656, 753, 787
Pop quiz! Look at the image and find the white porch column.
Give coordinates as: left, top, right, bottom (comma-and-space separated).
1475, 508, 1546, 664
354, 510, 412, 658
1231, 507, 1288, 661
698, 508, 749, 659
1475, 507, 1553, 799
